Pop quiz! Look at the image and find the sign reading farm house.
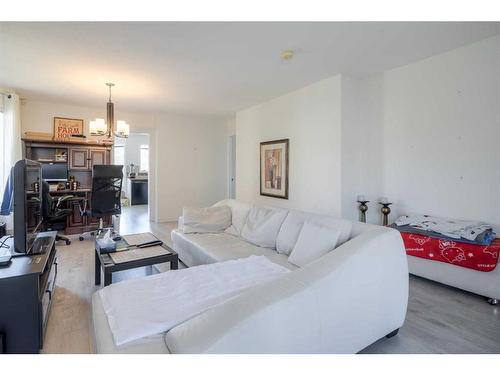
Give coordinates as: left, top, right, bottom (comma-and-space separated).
53, 117, 84, 140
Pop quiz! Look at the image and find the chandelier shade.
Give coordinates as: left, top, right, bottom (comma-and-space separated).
89, 118, 107, 136
116, 120, 130, 138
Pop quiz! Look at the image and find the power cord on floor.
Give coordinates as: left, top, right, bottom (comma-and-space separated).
0, 235, 13, 249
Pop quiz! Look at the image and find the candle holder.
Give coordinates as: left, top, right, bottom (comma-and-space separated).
379, 202, 393, 226
357, 200, 369, 223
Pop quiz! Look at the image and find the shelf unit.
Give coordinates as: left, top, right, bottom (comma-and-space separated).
22, 138, 114, 235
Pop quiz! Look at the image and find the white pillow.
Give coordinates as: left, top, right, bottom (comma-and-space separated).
288, 221, 341, 267
182, 206, 232, 234
213, 199, 252, 236
276, 210, 352, 255
241, 206, 289, 248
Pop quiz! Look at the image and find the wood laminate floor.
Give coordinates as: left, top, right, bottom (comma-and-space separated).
43, 205, 500, 354
361, 276, 500, 353
42, 205, 177, 353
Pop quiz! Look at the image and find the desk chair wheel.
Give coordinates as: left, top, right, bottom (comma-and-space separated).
55, 234, 72, 246
79, 236, 85, 241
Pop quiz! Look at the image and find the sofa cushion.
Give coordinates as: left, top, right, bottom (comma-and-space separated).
182, 206, 232, 234
288, 222, 341, 267
276, 210, 353, 256
213, 199, 252, 237
171, 229, 296, 271
240, 206, 289, 248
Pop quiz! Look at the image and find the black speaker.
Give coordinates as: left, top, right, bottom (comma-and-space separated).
0, 222, 5, 238
0, 332, 4, 353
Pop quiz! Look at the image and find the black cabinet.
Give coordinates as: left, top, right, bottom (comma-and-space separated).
131, 179, 148, 205
0, 232, 57, 353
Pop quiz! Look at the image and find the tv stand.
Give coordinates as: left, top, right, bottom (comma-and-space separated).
0, 231, 58, 353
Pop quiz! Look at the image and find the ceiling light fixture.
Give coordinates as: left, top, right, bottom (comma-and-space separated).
90, 82, 130, 138
281, 49, 295, 61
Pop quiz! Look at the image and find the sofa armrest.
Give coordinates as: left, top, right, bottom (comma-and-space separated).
165, 227, 408, 353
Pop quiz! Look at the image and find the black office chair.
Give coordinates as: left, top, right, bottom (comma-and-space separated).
41, 180, 73, 245
78, 165, 123, 241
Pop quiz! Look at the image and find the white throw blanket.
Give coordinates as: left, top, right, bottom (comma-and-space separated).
99, 255, 290, 346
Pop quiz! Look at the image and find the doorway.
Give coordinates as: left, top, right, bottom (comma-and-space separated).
228, 135, 236, 199
113, 133, 150, 232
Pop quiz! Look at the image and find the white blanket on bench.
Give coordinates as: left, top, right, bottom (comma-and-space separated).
99, 255, 290, 346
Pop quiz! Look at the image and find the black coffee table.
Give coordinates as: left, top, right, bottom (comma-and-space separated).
94, 232, 178, 286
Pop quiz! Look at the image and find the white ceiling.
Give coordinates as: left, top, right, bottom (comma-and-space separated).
1, 22, 499, 117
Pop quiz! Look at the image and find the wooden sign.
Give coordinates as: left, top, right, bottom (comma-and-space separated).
53, 117, 84, 140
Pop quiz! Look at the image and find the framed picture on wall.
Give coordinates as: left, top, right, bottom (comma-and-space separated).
53, 117, 84, 140
260, 138, 289, 199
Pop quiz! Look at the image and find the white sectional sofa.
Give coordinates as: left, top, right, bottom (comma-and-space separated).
92, 199, 409, 353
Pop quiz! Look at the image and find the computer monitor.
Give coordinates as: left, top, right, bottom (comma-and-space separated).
13, 159, 43, 254
41, 163, 68, 181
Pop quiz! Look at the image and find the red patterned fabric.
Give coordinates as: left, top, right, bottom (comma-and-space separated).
401, 232, 500, 272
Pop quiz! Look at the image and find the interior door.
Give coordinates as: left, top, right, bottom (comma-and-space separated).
228, 135, 236, 199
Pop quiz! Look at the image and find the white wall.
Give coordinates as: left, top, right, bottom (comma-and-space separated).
341, 75, 385, 224
383, 35, 500, 230
225, 117, 236, 137
236, 75, 342, 215
20, 99, 229, 222
154, 113, 228, 221
235, 35, 500, 231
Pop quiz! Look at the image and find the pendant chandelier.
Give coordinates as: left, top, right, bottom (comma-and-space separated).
89, 82, 130, 138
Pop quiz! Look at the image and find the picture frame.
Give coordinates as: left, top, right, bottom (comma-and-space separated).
53, 117, 84, 140
260, 138, 289, 199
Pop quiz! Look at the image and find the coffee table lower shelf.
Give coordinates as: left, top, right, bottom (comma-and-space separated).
94, 244, 178, 287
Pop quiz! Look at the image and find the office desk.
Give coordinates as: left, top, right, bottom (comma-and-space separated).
26, 189, 112, 235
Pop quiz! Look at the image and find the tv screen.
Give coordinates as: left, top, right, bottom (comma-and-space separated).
42, 163, 68, 181
13, 159, 43, 254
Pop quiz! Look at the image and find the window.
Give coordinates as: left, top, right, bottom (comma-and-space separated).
0, 94, 21, 223
140, 145, 149, 172
0, 111, 5, 199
